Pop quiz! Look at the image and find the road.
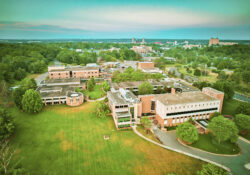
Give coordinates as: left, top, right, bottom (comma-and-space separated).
152, 127, 250, 175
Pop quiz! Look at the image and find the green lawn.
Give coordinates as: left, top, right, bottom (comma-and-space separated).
9, 103, 204, 175
136, 125, 161, 144
84, 84, 106, 100
190, 134, 240, 155
222, 99, 242, 116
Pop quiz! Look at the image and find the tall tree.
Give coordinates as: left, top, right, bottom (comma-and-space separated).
102, 81, 110, 92
234, 114, 250, 135
22, 89, 43, 114
176, 122, 198, 144
208, 116, 238, 144
140, 117, 152, 134
0, 108, 15, 141
138, 82, 154, 95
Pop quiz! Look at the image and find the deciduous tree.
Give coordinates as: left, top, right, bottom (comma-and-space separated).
0, 109, 15, 142
197, 163, 227, 175
21, 89, 43, 114
208, 116, 238, 144
138, 82, 154, 95
176, 122, 198, 144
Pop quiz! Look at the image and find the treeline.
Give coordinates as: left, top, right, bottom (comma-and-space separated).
0, 43, 59, 83
99, 49, 142, 62
112, 67, 164, 83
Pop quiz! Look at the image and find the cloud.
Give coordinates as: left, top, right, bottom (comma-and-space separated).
36, 6, 248, 32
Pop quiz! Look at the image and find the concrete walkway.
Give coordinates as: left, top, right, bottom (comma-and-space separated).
85, 96, 107, 102
151, 126, 250, 175
35, 72, 48, 86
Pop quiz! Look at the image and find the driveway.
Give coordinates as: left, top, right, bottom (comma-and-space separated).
35, 72, 48, 86
152, 127, 250, 175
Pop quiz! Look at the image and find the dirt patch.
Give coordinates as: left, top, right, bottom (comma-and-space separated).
55, 131, 78, 151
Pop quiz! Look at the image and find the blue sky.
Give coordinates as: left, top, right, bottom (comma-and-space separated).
0, 0, 249, 39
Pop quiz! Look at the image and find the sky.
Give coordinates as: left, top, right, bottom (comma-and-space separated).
0, 0, 250, 39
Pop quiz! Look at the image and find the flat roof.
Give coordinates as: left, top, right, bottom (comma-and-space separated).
203, 87, 224, 94
107, 90, 139, 105
155, 91, 218, 106
49, 66, 99, 72
38, 85, 75, 98
112, 80, 163, 89
42, 78, 80, 84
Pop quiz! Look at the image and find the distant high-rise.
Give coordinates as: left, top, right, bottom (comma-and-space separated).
141, 38, 146, 44
132, 37, 135, 43
209, 37, 219, 46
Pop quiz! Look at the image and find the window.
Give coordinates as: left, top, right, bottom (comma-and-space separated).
51, 73, 53, 76
166, 108, 218, 116
151, 101, 155, 110
58, 73, 60, 75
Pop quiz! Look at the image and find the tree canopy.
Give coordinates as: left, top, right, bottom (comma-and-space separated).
208, 116, 238, 144
138, 82, 154, 95
176, 122, 199, 144
87, 78, 96, 91
22, 89, 43, 114
0, 108, 15, 141
197, 163, 227, 175
234, 114, 250, 132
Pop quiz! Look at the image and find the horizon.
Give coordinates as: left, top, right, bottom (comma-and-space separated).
1, 0, 250, 40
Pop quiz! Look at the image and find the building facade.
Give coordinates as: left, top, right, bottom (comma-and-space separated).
48, 66, 101, 80
107, 84, 224, 130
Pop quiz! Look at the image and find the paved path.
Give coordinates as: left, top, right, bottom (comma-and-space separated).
85, 96, 107, 102
152, 127, 250, 175
35, 72, 48, 86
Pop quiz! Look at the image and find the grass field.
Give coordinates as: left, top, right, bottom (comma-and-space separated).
190, 134, 240, 155
136, 125, 161, 144
83, 84, 106, 100
222, 99, 242, 116
9, 103, 204, 175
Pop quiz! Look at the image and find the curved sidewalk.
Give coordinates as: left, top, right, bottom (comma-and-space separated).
133, 126, 250, 175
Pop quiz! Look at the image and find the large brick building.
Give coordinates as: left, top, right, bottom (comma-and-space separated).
107, 82, 224, 130
37, 78, 85, 106
48, 65, 101, 79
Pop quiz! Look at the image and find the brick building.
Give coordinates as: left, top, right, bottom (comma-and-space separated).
107, 82, 224, 130
37, 78, 85, 106
48, 66, 101, 80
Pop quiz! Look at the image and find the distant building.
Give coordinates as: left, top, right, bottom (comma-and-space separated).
76, 49, 83, 53
209, 38, 219, 46
141, 38, 146, 44
154, 42, 163, 45
130, 45, 152, 54
138, 62, 163, 74
48, 65, 101, 79
183, 44, 201, 49
108, 47, 120, 52
132, 37, 135, 44
209, 37, 238, 46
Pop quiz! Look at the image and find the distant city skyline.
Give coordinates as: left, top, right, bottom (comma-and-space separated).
0, 0, 250, 39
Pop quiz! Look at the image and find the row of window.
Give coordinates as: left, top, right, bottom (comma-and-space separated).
50, 72, 98, 76
115, 105, 129, 108
167, 102, 219, 110
166, 108, 218, 116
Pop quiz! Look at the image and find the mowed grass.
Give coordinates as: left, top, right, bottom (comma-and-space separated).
10, 103, 204, 175
84, 84, 106, 100
222, 99, 242, 116
190, 134, 240, 155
